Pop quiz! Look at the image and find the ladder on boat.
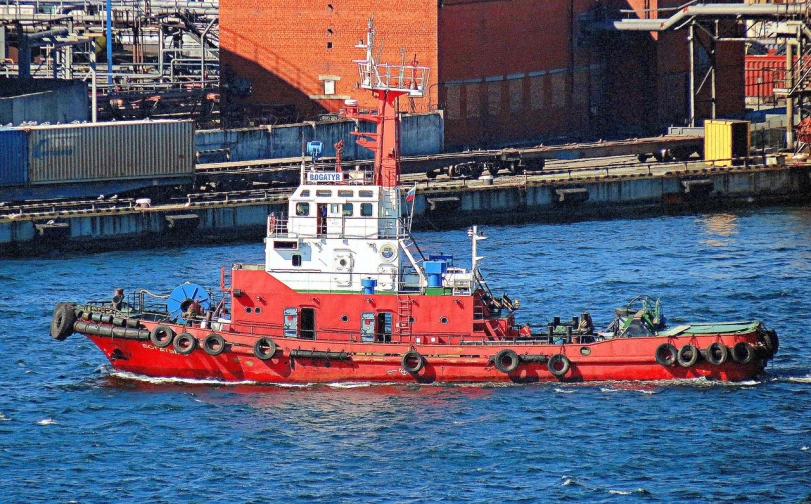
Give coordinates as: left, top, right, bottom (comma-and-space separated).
397, 295, 413, 340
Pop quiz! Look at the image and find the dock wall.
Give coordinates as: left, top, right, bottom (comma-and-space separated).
195, 112, 444, 163
1, 164, 808, 256
0, 81, 88, 126
414, 165, 811, 227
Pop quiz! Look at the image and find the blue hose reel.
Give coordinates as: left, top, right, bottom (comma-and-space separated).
167, 283, 211, 323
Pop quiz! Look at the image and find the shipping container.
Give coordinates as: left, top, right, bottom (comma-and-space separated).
744, 54, 811, 98
0, 128, 27, 186
26, 120, 194, 184
705, 119, 750, 167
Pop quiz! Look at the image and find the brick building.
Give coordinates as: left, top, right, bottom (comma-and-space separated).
220, 0, 744, 149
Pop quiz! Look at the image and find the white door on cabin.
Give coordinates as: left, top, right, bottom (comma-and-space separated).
377, 264, 397, 291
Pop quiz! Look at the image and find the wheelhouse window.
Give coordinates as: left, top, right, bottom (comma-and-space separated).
296, 202, 310, 216
359, 190, 374, 198
338, 190, 353, 197
299, 190, 310, 197
360, 203, 373, 217
316, 190, 332, 197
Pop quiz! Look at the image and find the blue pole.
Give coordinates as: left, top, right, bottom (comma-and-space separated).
106, 0, 112, 84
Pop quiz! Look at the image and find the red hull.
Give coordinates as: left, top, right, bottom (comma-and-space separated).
83, 320, 768, 384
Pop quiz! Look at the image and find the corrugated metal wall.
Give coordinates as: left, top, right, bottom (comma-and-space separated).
0, 128, 27, 186
27, 120, 194, 184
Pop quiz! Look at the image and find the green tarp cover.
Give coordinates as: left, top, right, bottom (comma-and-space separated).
658, 321, 760, 337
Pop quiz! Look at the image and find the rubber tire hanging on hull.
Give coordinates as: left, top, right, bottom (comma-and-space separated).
203, 333, 226, 356
174, 332, 197, 356
548, 354, 571, 378
401, 351, 425, 373
50, 303, 76, 341
761, 329, 779, 357
655, 343, 678, 367
731, 342, 755, 364
677, 344, 700, 368
493, 349, 520, 374
253, 338, 277, 360
706, 342, 729, 365
149, 325, 175, 348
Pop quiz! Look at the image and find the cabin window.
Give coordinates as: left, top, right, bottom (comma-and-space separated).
360, 312, 375, 342
342, 203, 353, 216
316, 190, 332, 197
296, 202, 310, 216
274, 240, 298, 250
338, 190, 353, 197
299, 190, 310, 197
283, 308, 298, 337
359, 190, 374, 198
360, 203, 373, 217
292, 254, 302, 266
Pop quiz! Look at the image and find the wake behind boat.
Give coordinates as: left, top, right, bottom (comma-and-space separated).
51, 20, 778, 384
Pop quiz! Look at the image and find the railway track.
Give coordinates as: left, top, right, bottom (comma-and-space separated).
2, 154, 708, 220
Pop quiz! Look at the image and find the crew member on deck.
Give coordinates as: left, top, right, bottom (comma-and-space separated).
184, 299, 203, 319
112, 288, 125, 310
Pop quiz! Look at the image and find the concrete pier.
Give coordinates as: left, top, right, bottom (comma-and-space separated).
413, 157, 811, 228
1, 157, 809, 256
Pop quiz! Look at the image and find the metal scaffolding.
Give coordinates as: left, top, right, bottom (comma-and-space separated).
603, 1, 811, 149
1, 0, 220, 125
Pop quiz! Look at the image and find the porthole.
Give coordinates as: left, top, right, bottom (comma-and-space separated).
440, 316, 448, 324
409, 316, 415, 323
341, 315, 349, 323
246, 307, 252, 314
255, 307, 262, 314
580, 347, 591, 356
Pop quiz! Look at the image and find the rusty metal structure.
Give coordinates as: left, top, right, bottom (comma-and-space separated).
0, 0, 220, 126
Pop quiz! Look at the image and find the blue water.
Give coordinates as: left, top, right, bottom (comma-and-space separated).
2, 207, 811, 503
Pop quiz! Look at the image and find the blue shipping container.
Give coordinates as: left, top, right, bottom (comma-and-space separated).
0, 128, 28, 187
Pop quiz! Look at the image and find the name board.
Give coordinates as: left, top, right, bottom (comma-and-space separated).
307, 172, 343, 182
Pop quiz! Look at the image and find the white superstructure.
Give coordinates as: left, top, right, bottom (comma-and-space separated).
264, 169, 425, 293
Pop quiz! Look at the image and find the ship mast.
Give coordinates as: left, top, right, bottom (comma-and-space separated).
342, 18, 429, 188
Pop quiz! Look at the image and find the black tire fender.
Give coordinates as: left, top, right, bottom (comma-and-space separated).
253, 337, 277, 360
149, 325, 175, 348
51, 302, 76, 341
174, 332, 197, 356
493, 349, 520, 374
731, 342, 755, 364
761, 329, 779, 357
548, 353, 571, 378
655, 343, 678, 367
677, 344, 700, 368
706, 342, 729, 365
401, 350, 425, 373
203, 333, 226, 356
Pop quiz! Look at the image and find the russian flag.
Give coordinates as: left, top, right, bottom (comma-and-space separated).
406, 184, 416, 203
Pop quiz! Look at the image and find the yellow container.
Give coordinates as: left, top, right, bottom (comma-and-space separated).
704, 119, 751, 167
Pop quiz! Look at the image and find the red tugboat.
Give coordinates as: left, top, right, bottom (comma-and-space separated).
51, 21, 778, 384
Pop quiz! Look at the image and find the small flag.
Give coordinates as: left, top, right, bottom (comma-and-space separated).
406, 184, 416, 203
